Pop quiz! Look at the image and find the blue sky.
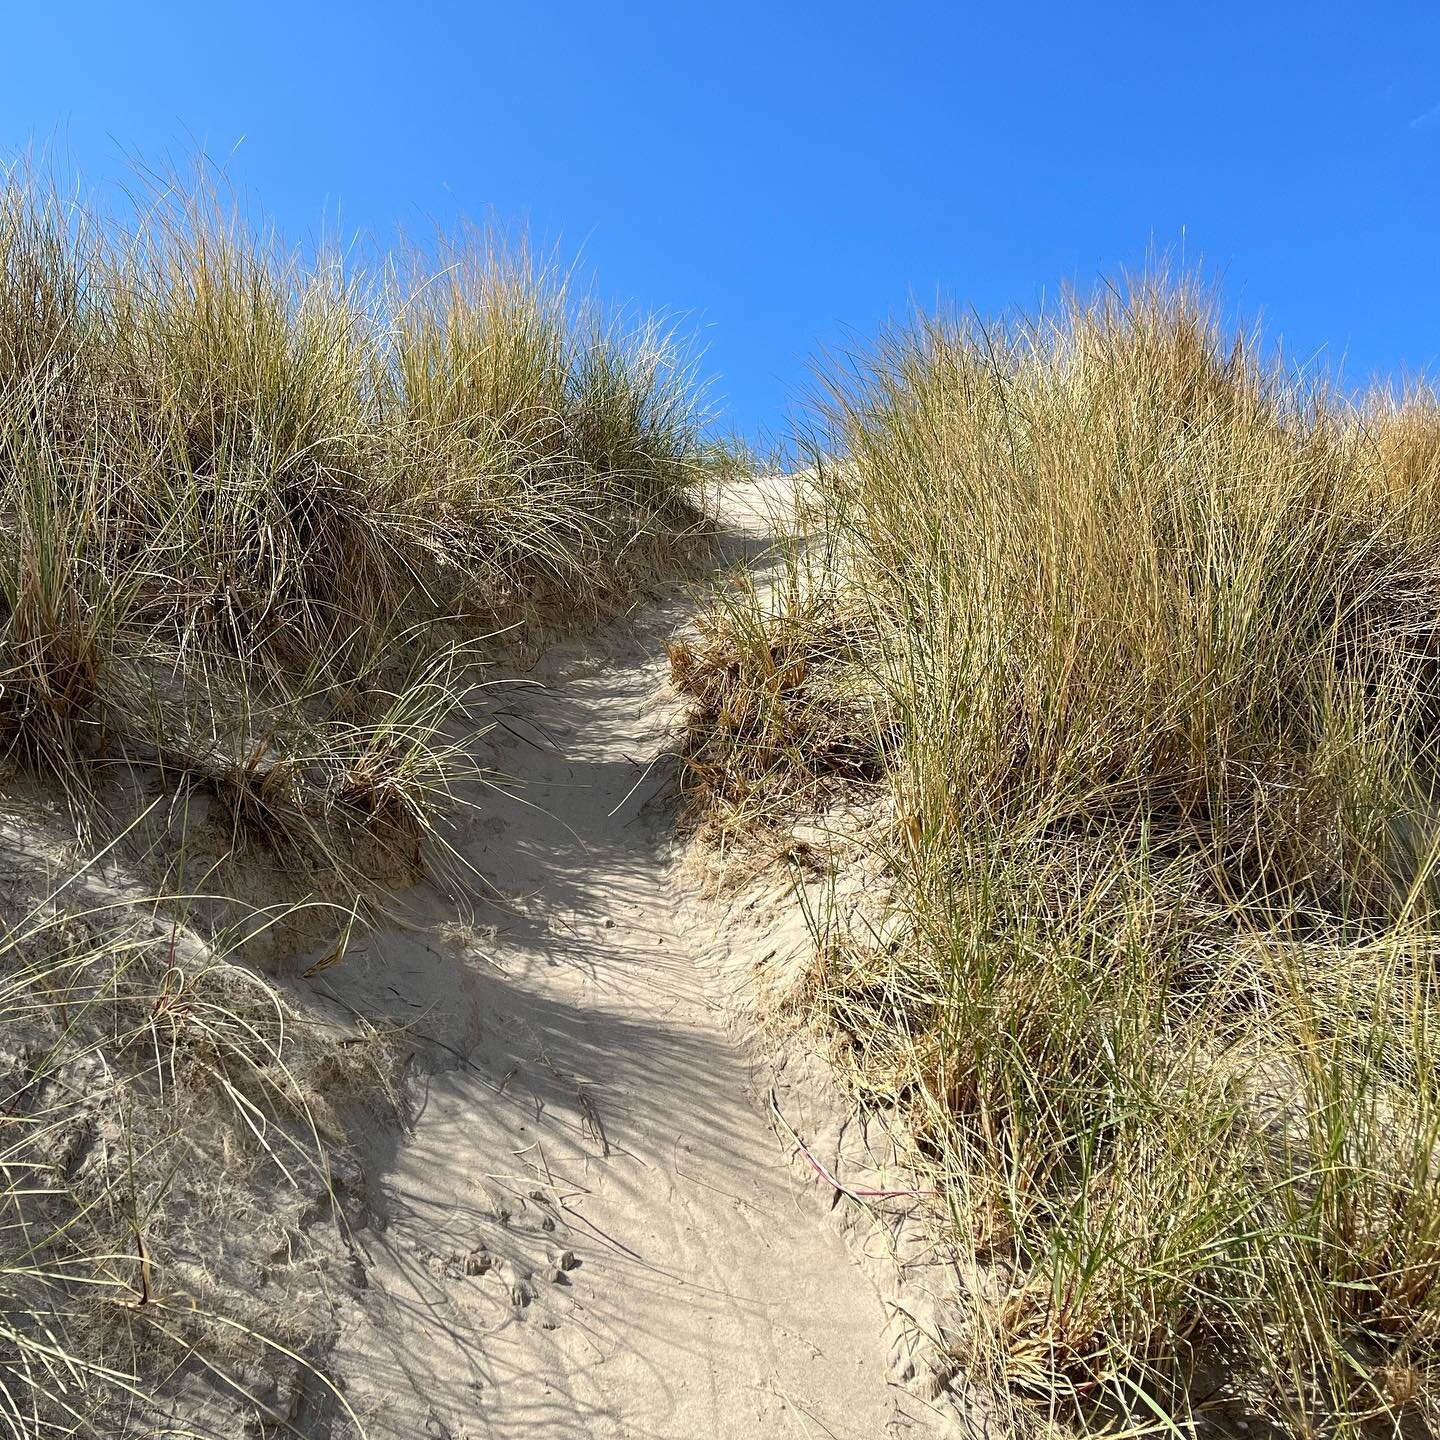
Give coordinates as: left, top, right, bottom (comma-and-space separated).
5, 3, 1440, 439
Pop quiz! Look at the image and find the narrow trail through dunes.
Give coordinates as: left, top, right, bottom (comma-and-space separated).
315, 488, 941, 1439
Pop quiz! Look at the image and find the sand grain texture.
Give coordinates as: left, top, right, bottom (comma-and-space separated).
319, 487, 949, 1439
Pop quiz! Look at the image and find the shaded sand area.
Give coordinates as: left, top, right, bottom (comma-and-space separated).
308, 488, 954, 1438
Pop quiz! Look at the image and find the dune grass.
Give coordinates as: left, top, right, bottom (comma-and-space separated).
0, 165, 708, 1434
0, 172, 705, 834
674, 278, 1440, 1435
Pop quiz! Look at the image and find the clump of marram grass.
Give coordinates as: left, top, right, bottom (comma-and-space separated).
675, 278, 1440, 1435
668, 571, 888, 834
0, 164, 708, 1433
0, 169, 707, 833
379, 230, 702, 619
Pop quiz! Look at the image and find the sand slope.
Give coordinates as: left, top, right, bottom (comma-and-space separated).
311, 490, 948, 1438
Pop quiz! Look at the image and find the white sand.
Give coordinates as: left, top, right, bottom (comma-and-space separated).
312, 483, 958, 1437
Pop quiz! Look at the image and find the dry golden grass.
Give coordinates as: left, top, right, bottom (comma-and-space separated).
676, 277, 1440, 1436
0, 163, 709, 1435
0, 171, 707, 825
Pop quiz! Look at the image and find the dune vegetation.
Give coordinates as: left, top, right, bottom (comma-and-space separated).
673, 279, 1440, 1436
10, 156, 1440, 1439
0, 167, 707, 1435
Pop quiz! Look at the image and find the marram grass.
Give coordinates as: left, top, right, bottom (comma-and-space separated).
0, 166, 709, 1435
675, 278, 1440, 1436
0, 173, 707, 825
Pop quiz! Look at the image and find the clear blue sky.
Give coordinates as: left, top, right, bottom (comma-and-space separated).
6, 3, 1440, 439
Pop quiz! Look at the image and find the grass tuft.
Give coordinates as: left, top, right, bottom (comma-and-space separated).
676, 275, 1440, 1436
0, 160, 709, 1434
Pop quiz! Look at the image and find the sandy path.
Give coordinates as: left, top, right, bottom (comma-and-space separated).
316, 494, 940, 1439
